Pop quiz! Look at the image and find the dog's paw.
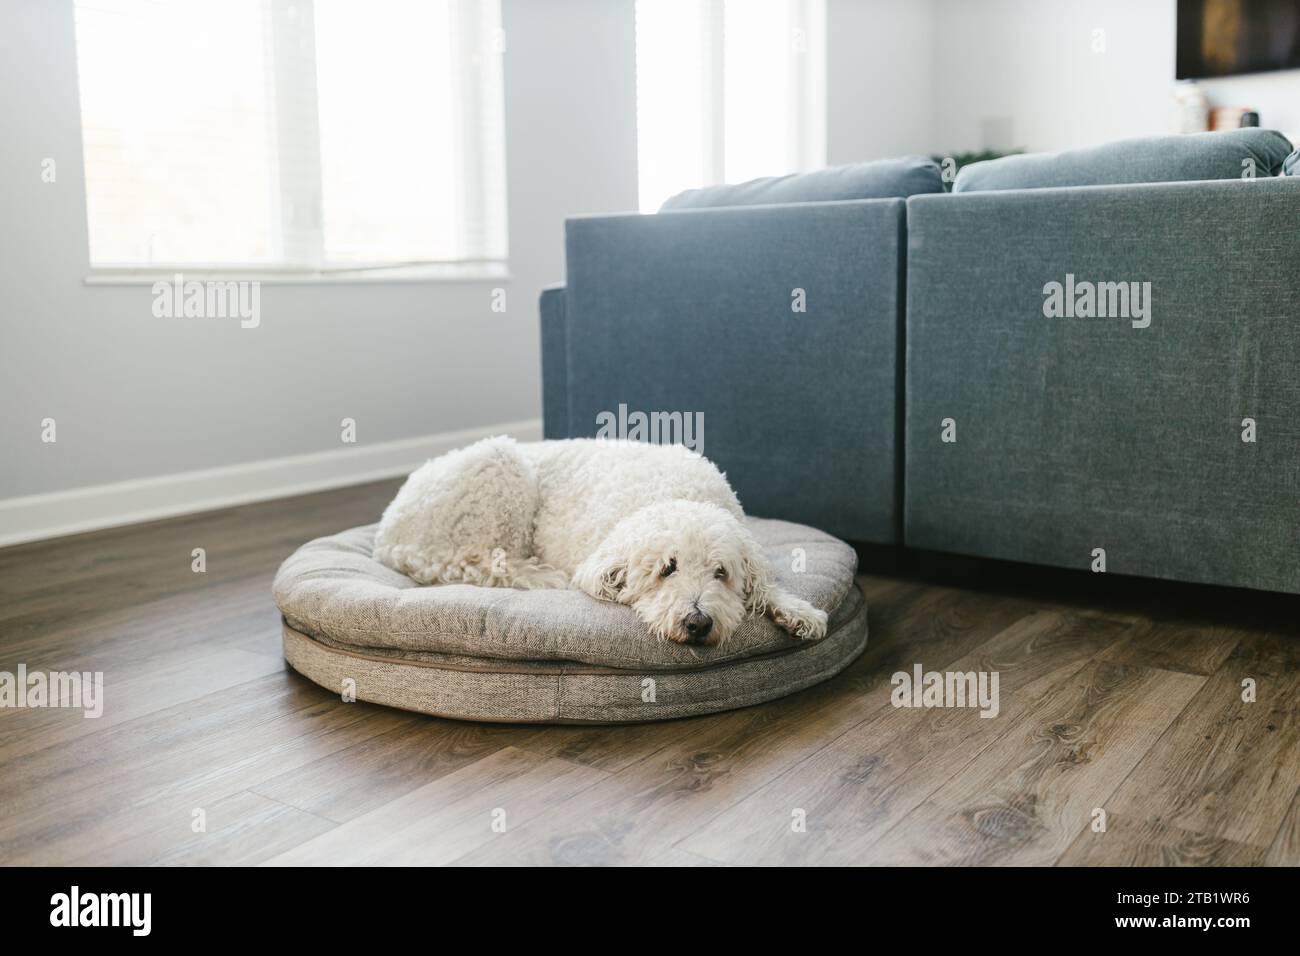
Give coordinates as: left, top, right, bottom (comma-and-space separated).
770, 599, 828, 641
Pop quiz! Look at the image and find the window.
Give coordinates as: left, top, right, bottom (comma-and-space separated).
73, 0, 506, 273
634, 0, 825, 213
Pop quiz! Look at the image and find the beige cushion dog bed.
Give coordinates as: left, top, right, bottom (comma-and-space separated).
273, 517, 867, 723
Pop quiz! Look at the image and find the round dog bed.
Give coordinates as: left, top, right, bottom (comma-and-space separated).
273, 517, 866, 723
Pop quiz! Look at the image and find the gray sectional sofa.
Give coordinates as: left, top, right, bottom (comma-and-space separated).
544, 198, 907, 542
541, 130, 1300, 595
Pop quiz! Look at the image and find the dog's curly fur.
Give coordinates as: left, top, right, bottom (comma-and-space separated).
373, 437, 828, 646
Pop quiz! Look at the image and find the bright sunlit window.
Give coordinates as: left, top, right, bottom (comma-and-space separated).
635, 0, 826, 212
73, 0, 506, 272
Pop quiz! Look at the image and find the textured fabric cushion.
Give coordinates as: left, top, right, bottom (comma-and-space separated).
660, 156, 943, 210
954, 129, 1294, 193
273, 518, 867, 722
1285, 148, 1300, 176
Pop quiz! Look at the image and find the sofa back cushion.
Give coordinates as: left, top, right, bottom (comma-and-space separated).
660, 156, 943, 210
953, 128, 1294, 193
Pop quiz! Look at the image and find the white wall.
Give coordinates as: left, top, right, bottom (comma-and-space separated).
826, 0, 937, 162
825, 0, 1300, 163
0, 0, 637, 515
929, 0, 1300, 155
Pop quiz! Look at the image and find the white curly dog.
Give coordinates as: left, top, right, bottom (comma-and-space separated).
374, 437, 828, 647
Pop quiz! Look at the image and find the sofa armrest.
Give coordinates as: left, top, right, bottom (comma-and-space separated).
905, 176, 1300, 592
539, 284, 568, 440
560, 199, 907, 543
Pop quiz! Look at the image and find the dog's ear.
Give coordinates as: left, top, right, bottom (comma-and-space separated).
573, 548, 629, 603
737, 529, 773, 615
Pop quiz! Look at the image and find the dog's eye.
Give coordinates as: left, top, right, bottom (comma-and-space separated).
660, 558, 676, 578
714, 566, 727, 580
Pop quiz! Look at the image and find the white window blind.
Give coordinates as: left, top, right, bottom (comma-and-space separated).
73, 0, 507, 272
635, 0, 826, 213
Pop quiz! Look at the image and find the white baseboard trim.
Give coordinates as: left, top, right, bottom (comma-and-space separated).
0, 418, 542, 548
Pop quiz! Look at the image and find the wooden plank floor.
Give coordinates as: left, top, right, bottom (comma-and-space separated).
1, 479, 1297, 866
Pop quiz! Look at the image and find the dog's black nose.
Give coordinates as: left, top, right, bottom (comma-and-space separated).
683, 611, 713, 642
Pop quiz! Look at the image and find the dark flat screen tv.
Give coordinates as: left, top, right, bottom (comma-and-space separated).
1177, 0, 1300, 78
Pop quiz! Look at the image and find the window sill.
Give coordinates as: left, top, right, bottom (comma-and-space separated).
82, 262, 511, 287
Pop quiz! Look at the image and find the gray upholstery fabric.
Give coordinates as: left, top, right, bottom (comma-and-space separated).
1285, 148, 1300, 176
661, 157, 943, 210
539, 285, 568, 441
954, 129, 1294, 192
274, 518, 867, 723
557, 199, 905, 543
905, 176, 1300, 594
